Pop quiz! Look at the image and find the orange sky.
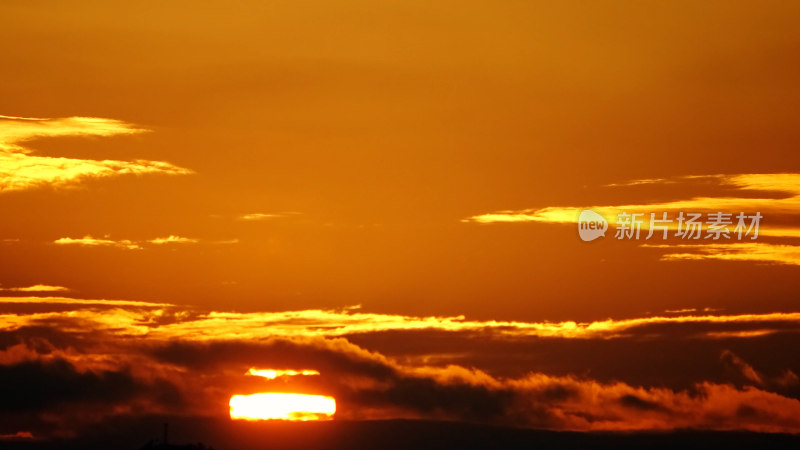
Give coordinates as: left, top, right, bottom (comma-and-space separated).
1, 0, 800, 439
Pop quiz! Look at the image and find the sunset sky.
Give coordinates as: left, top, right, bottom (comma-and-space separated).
2, 0, 800, 443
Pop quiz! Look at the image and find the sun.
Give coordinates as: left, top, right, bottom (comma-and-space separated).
229, 393, 336, 421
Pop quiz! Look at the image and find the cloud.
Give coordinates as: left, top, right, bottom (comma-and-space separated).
10, 325, 800, 433
145, 337, 800, 433
213, 238, 240, 245
465, 173, 800, 239
0, 359, 160, 413
148, 235, 199, 245
777, 370, 800, 388
0, 431, 33, 440
4, 304, 792, 400
239, 213, 282, 221
0, 115, 143, 147
0, 114, 193, 193
4, 302, 800, 342
2, 304, 800, 436
54, 236, 142, 250
604, 177, 678, 187
1, 285, 70, 293
721, 350, 764, 386
148, 309, 800, 342
0, 296, 172, 308
647, 242, 800, 266
238, 212, 301, 221
664, 307, 720, 314
128, 332, 800, 431
54, 235, 200, 250
0, 357, 183, 437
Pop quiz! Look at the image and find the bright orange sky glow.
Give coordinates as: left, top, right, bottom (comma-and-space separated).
229, 393, 337, 421
1, 1, 800, 444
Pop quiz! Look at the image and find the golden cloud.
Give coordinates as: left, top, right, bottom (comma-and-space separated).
54, 235, 200, 250
2, 302, 798, 341
238, 212, 301, 221
54, 236, 142, 250
0, 284, 70, 293
0, 296, 172, 308
647, 242, 800, 266
148, 235, 199, 245
0, 114, 193, 192
466, 173, 800, 239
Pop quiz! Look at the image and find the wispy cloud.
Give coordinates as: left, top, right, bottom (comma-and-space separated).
5, 302, 796, 341
0, 284, 70, 293
647, 242, 800, 266
0, 431, 34, 441
664, 307, 720, 314
148, 235, 199, 245
604, 177, 675, 187
238, 212, 301, 221
212, 238, 240, 245
0, 114, 193, 192
54, 235, 200, 250
0, 296, 171, 307
466, 174, 800, 236
147, 309, 800, 341
721, 350, 764, 386
54, 236, 142, 250
0, 115, 142, 146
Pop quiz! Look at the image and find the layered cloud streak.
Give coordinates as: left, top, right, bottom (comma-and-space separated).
0, 115, 192, 192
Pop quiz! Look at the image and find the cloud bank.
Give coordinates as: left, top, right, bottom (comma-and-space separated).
1, 301, 800, 437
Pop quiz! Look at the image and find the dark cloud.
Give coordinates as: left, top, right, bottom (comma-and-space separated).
353, 374, 516, 423
346, 328, 800, 399
0, 357, 183, 437
618, 394, 667, 412
0, 359, 141, 412
0, 326, 83, 353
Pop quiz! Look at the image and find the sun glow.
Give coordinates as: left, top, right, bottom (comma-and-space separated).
229, 393, 336, 421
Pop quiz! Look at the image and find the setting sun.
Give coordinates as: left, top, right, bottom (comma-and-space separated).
229, 393, 336, 421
